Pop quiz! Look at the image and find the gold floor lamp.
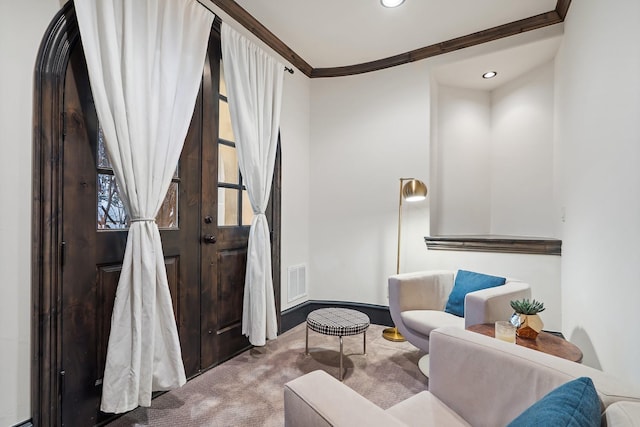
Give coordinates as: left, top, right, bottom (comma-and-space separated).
382, 178, 428, 342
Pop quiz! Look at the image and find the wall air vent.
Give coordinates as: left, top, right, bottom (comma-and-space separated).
287, 264, 307, 302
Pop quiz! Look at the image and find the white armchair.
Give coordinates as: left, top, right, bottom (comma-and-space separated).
388, 270, 531, 355
284, 328, 640, 426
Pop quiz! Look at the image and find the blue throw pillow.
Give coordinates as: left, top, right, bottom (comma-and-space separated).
444, 270, 506, 317
507, 377, 601, 427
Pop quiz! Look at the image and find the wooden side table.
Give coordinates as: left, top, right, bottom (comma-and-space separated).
467, 323, 583, 363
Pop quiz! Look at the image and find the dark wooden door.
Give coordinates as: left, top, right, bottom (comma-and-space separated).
199, 37, 253, 368
60, 44, 202, 425
198, 33, 282, 367
56, 28, 276, 426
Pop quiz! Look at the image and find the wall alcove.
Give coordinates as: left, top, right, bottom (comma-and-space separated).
428, 32, 563, 252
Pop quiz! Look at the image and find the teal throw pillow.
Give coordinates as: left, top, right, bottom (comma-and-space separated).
444, 270, 506, 317
507, 377, 601, 427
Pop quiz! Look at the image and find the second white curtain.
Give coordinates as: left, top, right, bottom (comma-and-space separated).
75, 0, 213, 413
221, 23, 284, 346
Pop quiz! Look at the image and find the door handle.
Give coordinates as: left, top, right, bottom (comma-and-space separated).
203, 234, 217, 244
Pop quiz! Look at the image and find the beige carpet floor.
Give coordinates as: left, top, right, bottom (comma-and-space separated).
107, 323, 427, 426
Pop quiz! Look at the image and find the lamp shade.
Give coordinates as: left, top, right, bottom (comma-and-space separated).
402, 179, 427, 202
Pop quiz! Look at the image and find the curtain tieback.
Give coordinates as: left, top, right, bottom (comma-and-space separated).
130, 217, 156, 223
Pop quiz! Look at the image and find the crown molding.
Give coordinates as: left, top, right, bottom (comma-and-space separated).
311, 11, 563, 78
207, 0, 571, 78
207, 0, 313, 76
556, 0, 572, 20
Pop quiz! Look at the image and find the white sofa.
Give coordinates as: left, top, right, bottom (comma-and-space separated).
388, 270, 531, 352
284, 327, 640, 426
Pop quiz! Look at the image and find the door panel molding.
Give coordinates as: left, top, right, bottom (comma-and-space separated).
217, 248, 247, 329
96, 265, 119, 383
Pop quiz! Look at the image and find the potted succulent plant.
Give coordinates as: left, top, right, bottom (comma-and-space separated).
510, 299, 545, 339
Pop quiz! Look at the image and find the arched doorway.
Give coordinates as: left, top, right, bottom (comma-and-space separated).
32, 4, 281, 425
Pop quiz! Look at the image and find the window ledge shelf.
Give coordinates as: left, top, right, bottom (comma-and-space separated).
424, 235, 561, 256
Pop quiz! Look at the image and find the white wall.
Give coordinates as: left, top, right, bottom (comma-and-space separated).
483, 61, 561, 330
305, 28, 563, 334
435, 86, 492, 235
556, 0, 640, 383
309, 61, 431, 305
279, 71, 312, 310
0, 0, 63, 425
491, 61, 556, 237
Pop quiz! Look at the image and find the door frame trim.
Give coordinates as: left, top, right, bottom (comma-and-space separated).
32, 3, 77, 426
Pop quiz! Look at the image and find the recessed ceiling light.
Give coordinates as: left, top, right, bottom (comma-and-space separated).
482, 71, 497, 79
381, 0, 405, 8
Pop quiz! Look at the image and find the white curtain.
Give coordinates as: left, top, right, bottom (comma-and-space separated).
221, 23, 284, 346
74, 0, 213, 413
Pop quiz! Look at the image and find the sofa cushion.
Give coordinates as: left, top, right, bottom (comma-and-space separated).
445, 270, 506, 317
603, 401, 640, 426
507, 377, 601, 427
401, 310, 465, 337
284, 370, 406, 427
386, 391, 471, 426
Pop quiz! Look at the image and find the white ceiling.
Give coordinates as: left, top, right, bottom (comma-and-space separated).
232, 0, 558, 68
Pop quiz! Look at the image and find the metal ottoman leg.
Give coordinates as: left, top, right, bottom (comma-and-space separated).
339, 335, 344, 381
305, 324, 309, 355
363, 330, 367, 355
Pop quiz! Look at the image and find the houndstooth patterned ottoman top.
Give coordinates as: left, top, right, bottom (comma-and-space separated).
306, 308, 370, 337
